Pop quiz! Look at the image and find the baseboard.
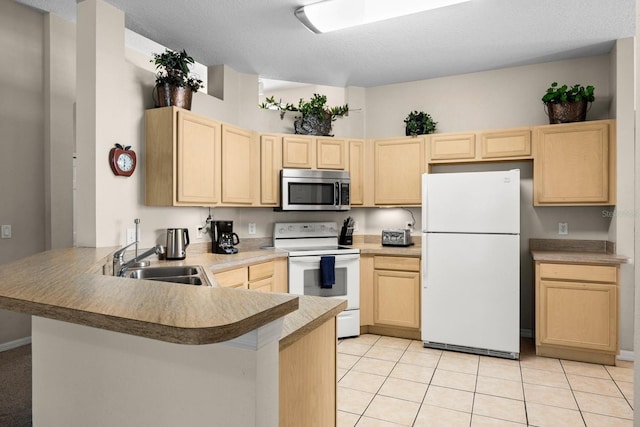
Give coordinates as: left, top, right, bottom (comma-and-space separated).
0, 336, 31, 352
520, 329, 533, 338
617, 349, 634, 362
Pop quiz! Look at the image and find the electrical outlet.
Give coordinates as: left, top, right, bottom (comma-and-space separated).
248, 223, 256, 235
353, 221, 359, 232
126, 228, 136, 244
1, 224, 11, 239
558, 222, 569, 235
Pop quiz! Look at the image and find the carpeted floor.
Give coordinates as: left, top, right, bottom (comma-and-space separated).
0, 345, 32, 427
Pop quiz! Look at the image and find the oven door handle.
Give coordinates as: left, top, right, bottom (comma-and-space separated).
289, 254, 361, 263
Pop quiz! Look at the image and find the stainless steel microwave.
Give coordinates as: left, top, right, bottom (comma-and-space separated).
279, 168, 350, 211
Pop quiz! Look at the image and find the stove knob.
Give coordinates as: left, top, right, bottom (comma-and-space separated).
278, 227, 285, 234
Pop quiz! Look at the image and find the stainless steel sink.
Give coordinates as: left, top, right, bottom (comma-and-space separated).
123, 265, 209, 286
126, 266, 201, 279
146, 276, 204, 286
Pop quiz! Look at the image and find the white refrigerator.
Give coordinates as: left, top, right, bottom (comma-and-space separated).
421, 170, 520, 359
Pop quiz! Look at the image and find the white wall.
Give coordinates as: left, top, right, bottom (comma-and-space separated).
365, 56, 612, 137
0, 0, 45, 344
44, 13, 75, 250
610, 38, 636, 356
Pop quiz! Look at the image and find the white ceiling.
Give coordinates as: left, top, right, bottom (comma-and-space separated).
16, 0, 636, 88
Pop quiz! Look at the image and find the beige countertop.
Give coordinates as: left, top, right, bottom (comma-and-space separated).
0, 247, 304, 345
530, 250, 630, 265
530, 238, 631, 265
0, 238, 419, 347
353, 243, 421, 257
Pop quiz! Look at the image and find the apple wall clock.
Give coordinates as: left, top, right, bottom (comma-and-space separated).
109, 143, 137, 177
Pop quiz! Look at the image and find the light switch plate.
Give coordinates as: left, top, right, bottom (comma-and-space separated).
1, 224, 11, 239
126, 228, 136, 244
558, 222, 569, 235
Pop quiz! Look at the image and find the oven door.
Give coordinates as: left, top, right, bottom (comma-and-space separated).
288, 253, 360, 309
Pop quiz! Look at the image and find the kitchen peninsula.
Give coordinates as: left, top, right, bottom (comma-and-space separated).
0, 246, 345, 427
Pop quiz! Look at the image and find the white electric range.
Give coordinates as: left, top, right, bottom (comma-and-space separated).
274, 222, 360, 338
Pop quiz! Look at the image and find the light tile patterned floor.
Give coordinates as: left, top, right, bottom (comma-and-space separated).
337, 335, 634, 427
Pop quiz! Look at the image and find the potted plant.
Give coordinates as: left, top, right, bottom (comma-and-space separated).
151, 49, 203, 110
404, 111, 437, 136
541, 82, 595, 124
260, 94, 348, 136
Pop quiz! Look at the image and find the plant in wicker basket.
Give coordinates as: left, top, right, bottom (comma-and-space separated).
260, 94, 348, 136
151, 49, 203, 110
541, 82, 595, 124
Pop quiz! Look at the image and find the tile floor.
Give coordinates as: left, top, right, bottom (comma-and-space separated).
336, 335, 634, 427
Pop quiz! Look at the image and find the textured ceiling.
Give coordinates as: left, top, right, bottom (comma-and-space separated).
16, 0, 636, 87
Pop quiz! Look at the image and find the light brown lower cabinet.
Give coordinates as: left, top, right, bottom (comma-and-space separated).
535, 262, 619, 365
360, 255, 421, 340
213, 258, 287, 293
279, 317, 337, 427
213, 266, 247, 289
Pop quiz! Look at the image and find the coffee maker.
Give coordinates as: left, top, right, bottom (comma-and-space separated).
212, 220, 240, 254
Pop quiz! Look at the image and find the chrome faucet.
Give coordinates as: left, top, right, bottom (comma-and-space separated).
113, 242, 165, 277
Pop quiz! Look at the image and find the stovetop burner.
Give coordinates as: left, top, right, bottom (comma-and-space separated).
273, 222, 360, 256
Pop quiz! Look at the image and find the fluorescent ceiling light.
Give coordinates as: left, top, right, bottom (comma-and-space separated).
295, 0, 471, 34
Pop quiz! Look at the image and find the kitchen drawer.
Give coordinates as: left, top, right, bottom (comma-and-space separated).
215, 267, 248, 288
539, 263, 617, 283
374, 256, 420, 272
249, 276, 273, 292
249, 261, 274, 281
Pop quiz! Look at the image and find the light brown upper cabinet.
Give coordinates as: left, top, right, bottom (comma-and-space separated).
428, 128, 532, 163
316, 137, 346, 169
480, 128, 531, 159
282, 135, 346, 170
347, 139, 366, 206
260, 134, 283, 206
373, 137, 425, 205
534, 120, 615, 206
220, 124, 259, 205
282, 135, 314, 169
145, 107, 221, 206
429, 133, 476, 162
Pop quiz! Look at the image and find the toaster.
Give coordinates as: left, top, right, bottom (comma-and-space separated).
381, 229, 413, 247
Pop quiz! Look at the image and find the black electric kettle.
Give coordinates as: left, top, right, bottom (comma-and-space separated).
166, 228, 190, 260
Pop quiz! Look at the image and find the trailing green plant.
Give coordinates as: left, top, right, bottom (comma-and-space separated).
297, 94, 349, 121
260, 93, 349, 136
259, 96, 297, 119
260, 94, 349, 122
151, 49, 203, 92
541, 82, 595, 104
404, 111, 437, 136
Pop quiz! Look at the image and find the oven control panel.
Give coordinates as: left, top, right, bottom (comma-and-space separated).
274, 222, 338, 239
